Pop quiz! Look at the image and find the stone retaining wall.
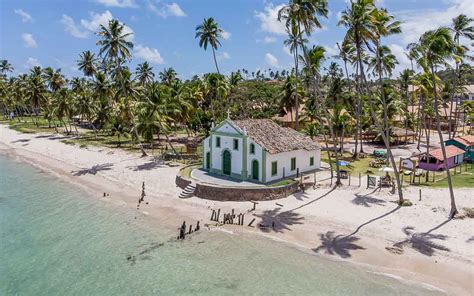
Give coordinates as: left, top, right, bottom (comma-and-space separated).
193, 182, 298, 201
176, 175, 191, 189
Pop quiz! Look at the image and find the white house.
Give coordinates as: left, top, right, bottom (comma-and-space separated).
202, 118, 321, 183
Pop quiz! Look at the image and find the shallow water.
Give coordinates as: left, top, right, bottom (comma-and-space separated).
0, 154, 443, 295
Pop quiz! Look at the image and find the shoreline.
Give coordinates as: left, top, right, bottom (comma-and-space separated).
1, 124, 473, 295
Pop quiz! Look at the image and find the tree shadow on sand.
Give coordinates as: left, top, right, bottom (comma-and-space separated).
11, 138, 30, 143
312, 231, 365, 258
387, 220, 451, 256
352, 193, 386, 207
72, 163, 113, 176
127, 159, 166, 171
254, 208, 304, 233
466, 236, 474, 243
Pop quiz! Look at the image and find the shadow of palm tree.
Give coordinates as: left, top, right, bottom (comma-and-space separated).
466, 236, 474, 243
127, 159, 165, 171
289, 186, 337, 211
254, 208, 304, 233
390, 226, 450, 256
313, 231, 365, 258
11, 138, 30, 143
347, 205, 401, 237
352, 193, 386, 207
72, 163, 113, 176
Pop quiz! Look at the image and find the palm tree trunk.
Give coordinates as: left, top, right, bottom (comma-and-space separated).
212, 47, 220, 75
448, 61, 459, 138
293, 46, 300, 131
430, 66, 457, 218
128, 107, 147, 157
356, 41, 404, 204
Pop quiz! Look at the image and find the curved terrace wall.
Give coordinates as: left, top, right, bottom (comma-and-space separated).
176, 166, 298, 201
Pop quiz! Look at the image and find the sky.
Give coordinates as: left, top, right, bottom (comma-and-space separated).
0, 0, 473, 79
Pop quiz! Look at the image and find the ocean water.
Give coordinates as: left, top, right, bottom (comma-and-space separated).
0, 154, 443, 295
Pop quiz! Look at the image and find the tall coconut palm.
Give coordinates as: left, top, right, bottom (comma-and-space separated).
96, 19, 134, 71
77, 51, 97, 78
339, 0, 405, 204
416, 27, 458, 218
115, 68, 147, 156
278, 0, 328, 130
135, 62, 154, 85
195, 18, 224, 74
448, 14, 473, 138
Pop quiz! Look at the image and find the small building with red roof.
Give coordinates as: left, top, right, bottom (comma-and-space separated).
418, 145, 465, 171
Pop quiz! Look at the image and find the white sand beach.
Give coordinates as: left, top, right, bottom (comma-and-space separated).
1, 124, 473, 295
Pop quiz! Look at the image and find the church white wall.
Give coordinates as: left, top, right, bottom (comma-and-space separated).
211, 134, 243, 175
265, 149, 321, 183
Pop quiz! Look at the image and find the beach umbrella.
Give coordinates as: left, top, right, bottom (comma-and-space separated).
337, 160, 351, 166
379, 167, 394, 173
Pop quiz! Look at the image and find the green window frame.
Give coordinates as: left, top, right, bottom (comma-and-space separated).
271, 161, 278, 176
216, 136, 221, 148
291, 157, 296, 171
233, 139, 239, 150
310, 156, 314, 166
250, 143, 255, 154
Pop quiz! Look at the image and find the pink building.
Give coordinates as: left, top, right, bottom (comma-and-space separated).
418, 145, 465, 171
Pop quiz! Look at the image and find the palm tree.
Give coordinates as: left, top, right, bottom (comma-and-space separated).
77, 51, 97, 78
448, 14, 473, 138
135, 62, 154, 85
159, 68, 178, 86
114, 68, 147, 156
96, 19, 134, 71
278, 0, 328, 130
416, 27, 458, 218
0, 60, 14, 78
339, 0, 405, 204
195, 18, 224, 74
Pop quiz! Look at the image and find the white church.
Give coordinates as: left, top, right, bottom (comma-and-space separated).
202, 118, 321, 184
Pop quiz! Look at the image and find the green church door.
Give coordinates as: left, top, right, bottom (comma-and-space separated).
206, 152, 210, 170
223, 150, 231, 175
252, 160, 259, 181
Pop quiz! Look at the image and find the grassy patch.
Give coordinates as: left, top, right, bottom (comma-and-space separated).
426, 165, 474, 188
179, 164, 202, 179
321, 151, 384, 176
268, 179, 297, 187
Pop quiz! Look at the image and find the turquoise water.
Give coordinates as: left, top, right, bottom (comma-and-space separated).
0, 154, 442, 295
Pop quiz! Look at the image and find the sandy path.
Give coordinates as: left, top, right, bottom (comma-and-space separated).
1, 124, 473, 295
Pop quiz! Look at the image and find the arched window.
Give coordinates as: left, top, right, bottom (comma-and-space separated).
250, 143, 255, 154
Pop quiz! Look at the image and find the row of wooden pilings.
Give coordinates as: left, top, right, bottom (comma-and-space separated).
210, 208, 256, 227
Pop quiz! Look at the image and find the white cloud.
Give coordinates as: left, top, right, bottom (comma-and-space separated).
397, 0, 474, 44
94, 0, 137, 8
221, 29, 231, 40
388, 43, 413, 75
282, 46, 292, 57
80, 10, 113, 31
14, 9, 32, 22
263, 36, 277, 43
255, 4, 287, 35
61, 15, 89, 38
25, 57, 41, 68
21, 33, 37, 48
80, 11, 134, 41
323, 45, 338, 57
217, 51, 231, 61
265, 53, 280, 68
135, 44, 164, 64
149, 2, 186, 17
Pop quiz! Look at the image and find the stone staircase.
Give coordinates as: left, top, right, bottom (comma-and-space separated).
179, 183, 196, 199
